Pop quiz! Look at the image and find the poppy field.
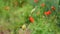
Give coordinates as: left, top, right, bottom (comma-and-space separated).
0, 0, 60, 34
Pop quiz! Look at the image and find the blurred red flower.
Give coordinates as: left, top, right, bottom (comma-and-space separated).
44, 10, 51, 16
34, 0, 38, 3
29, 16, 34, 23
41, 3, 45, 7
51, 6, 55, 10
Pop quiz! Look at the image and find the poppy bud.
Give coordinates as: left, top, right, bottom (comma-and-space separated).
51, 6, 55, 10
22, 24, 26, 30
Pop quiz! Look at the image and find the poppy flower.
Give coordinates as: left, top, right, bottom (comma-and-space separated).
51, 6, 55, 10
41, 3, 45, 7
44, 10, 51, 16
34, 0, 38, 3
47, 10, 51, 14
29, 16, 34, 23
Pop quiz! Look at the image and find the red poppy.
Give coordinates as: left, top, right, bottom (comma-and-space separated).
44, 10, 51, 16
29, 16, 34, 23
34, 0, 38, 3
41, 3, 45, 7
51, 6, 55, 10
47, 10, 51, 14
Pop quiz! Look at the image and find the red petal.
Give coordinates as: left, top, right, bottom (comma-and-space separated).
29, 16, 34, 23
41, 3, 45, 7
34, 0, 38, 3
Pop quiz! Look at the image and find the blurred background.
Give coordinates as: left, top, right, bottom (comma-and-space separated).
0, 0, 60, 34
